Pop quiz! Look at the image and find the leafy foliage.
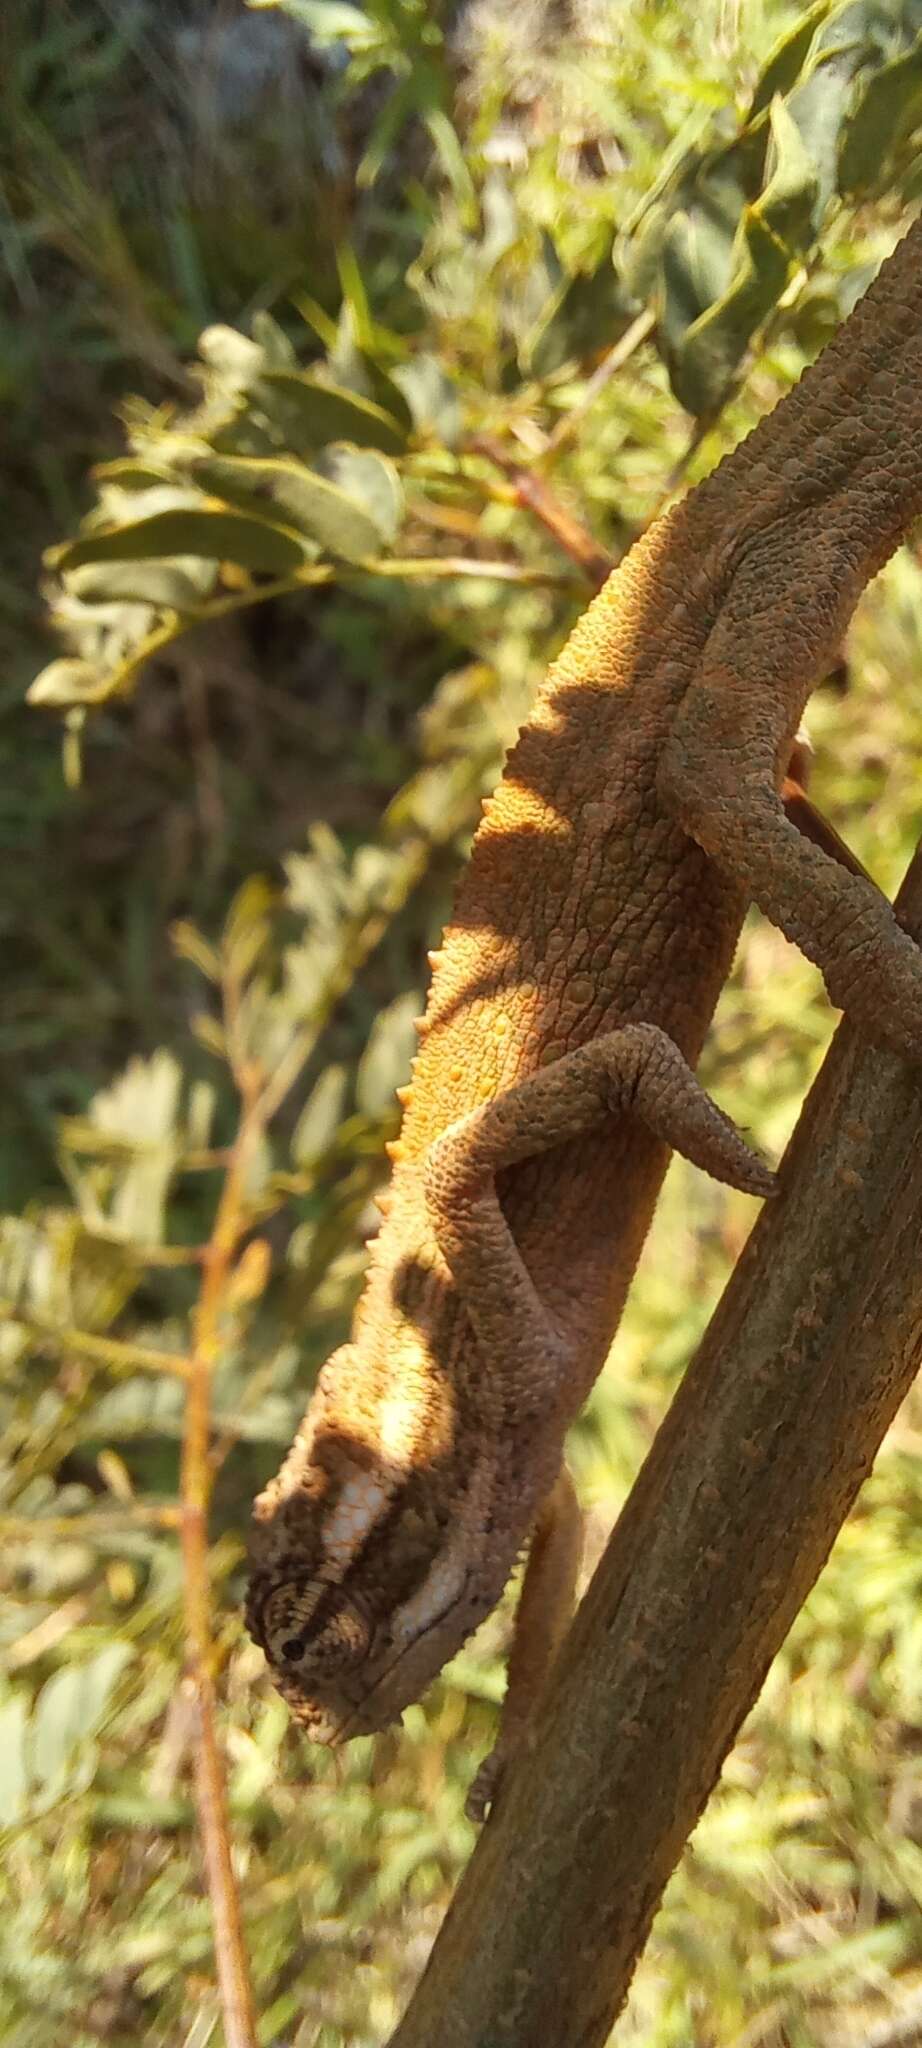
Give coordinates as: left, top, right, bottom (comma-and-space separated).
27, 0, 922, 723
4, 0, 922, 2043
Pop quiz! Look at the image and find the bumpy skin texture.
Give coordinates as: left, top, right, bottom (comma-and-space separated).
248, 219, 922, 1804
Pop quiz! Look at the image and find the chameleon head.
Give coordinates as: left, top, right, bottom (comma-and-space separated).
247, 1535, 503, 1744
250, 1575, 378, 1742
245, 1338, 515, 1742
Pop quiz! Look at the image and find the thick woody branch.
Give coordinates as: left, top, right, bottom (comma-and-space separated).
390, 839, 922, 2048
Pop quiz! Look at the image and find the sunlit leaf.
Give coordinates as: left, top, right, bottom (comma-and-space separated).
28, 659, 104, 708
314, 445, 403, 547
29, 1643, 132, 1801
291, 1065, 349, 1168
839, 37, 922, 193
257, 368, 407, 455
51, 508, 308, 575
748, 0, 833, 117
356, 992, 420, 1117
64, 557, 218, 609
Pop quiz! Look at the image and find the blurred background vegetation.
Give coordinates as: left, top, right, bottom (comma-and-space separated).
3, 1, 922, 2042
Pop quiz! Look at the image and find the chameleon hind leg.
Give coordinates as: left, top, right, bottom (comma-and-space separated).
659, 544, 922, 1058
424, 1021, 775, 1816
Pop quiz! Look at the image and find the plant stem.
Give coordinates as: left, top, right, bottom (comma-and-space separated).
545, 306, 656, 455
0, 1303, 192, 1379
468, 436, 613, 588
180, 1064, 262, 2048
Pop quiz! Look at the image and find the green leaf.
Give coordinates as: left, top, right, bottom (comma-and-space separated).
257, 368, 407, 455
90, 1048, 183, 1150
53, 508, 308, 576
256, 0, 378, 48
64, 558, 219, 609
30, 1644, 132, 1800
188, 448, 403, 556
0, 1693, 29, 1823
86, 481, 207, 527
392, 355, 460, 441
91, 460, 177, 491
249, 461, 393, 562
748, 0, 833, 117
291, 1065, 348, 1168
356, 992, 420, 1117
28, 659, 105, 708
529, 251, 634, 377
325, 324, 416, 431
786, 21, 869, 214
250, 309, 297, 367
621, 201, 671, 302
352, 351, 415, 435
186, 452, 330, 541
198, 323, 266, 392
315, 446, 403, 547
667, 101, 815, 415
171, 921, 222, 982
67, 1050, 184, 1242
223, 875, 276, 982
839, 37, 922, 193
758, 94, 820, 248
660, 210, 735, 360
672, 209, 790, 416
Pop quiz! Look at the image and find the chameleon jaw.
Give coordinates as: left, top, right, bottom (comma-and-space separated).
257, 1527, 508, 1744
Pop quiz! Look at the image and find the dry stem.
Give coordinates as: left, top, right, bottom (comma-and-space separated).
178, 971, 264, 2048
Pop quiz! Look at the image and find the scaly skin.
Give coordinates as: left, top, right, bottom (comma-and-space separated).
248, 218, 922, 1810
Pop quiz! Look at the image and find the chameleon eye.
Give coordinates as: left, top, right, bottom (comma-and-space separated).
261, 1578, 324, 1655
307, 1598, 371, 1673
262, 1580, 371, 1676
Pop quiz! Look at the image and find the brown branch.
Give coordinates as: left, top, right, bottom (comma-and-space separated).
180, 1045, 262, 2048
545, 306, 656, 455
0, 1303, 192, 1379
390, 839, 922, 2048
469, 436, 614, 589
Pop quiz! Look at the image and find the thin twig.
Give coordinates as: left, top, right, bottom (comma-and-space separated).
545, 305, 656, 455
468, 436, 613, 589
36, 554, 578, 720
665, 411, 714, 494
1, 1302, 192, 1379
179, 1038, 263, 2048
1, 1506, 180, 1543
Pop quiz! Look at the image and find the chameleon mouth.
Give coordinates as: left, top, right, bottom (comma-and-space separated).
332, 1575, 483, 1742
277, 1582, 475, 1749
290, 1689, 401, 1747
301, 1704, 348, 1745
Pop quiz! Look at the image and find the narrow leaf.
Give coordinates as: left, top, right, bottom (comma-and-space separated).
315, 446, 404, 547
54, 508, 308, 575
839, 38, 922, 194
257, 368, 407, 455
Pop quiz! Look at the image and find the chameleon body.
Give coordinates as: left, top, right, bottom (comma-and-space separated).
248, 219, 922, 1812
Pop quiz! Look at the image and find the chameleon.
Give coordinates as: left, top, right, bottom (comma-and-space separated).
248, 217, 922, 1817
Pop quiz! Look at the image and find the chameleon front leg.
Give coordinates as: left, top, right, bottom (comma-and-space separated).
465, 1463, 583, 1824
425, 1024, 773, 1815
425, 1020, 774, 1427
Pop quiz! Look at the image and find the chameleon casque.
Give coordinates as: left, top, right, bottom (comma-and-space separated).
248, 217, 922, 1815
